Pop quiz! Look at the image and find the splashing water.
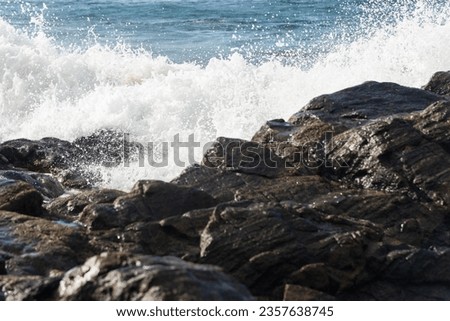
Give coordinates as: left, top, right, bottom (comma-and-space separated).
0, 0, 449, 190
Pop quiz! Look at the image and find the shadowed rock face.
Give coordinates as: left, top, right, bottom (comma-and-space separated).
1, 72, 450, 301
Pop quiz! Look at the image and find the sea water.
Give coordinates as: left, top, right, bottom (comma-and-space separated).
0, 0, 449, 190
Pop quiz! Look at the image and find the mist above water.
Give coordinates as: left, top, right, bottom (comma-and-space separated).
0, 0, 449, 189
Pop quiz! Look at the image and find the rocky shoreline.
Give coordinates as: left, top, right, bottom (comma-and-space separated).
1, 71, 449, 300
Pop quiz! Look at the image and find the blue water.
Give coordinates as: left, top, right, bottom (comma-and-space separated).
1, 0, 367, 63
1, 0, 450, 189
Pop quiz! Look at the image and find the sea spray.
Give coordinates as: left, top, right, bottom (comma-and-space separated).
0, 0, 449, 190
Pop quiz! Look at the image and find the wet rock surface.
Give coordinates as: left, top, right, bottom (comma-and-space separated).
0, 181, 43, 216
1, 74, 450, 300
0, 130, 125, 189
57, 252, 254, 300
424, 71, 450, 96
288, 81, 444, 131
0, 211, 92, 276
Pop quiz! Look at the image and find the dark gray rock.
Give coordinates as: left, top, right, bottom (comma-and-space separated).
0, 154, 10, 171
202, 137, 298, 178
58, 252, 255, 300
0, 275, 60, 301
45, 183, 218, 260
199, 201, 383, 298
160, 208, 215, 240
424, 71, 450, 96
0, 138, 90, 190
128, 180, 218, 218
326, 116, 450, 205
252, 114, 337, 151
383, 247, 450, 283
0, 131, 126, 190
0, 170, 64, 199
283, 284, 335, 301
0, 138, 76, 173
0, 181, 43, 216
340, 281, 450, 300
46, 189, 125, 220
174, 165, 339, 204
198, 187, 446, 299
173, 165, 268, 203
0, 211, 92, 276
83, 217, 204, 261
2, 75, 450, 301
246, 83, 447, 177
78, 180, 218, 230
289, 81, 446, 130
0, 131, 125, 173
168, 80, 450, 300
72, 129, 125, 167
413, 100, 450, 153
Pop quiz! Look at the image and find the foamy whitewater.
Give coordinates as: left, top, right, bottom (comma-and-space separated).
1, 0, 450, 190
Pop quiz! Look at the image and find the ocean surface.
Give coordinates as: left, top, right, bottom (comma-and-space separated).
1, 0, 450, 189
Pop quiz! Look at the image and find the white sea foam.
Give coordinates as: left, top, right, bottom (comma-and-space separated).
1, 0, 449, 190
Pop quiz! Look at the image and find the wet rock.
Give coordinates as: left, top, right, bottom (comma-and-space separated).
0, 138, 76, 173
233, 175, 340, 203
424, 71, 450, 96
0, 170, 64, 199
199, 201, 382, 298
283, 284, 335, 301
46, 189, 125, 220
160, 208, 215, 240
80, 210, 211, 261
0, 154, 10, 170
174, 166, 339, 204
0, 275, 60, 301
249, 83, 447, 174
0, 131, 126, 190
126, 222, 199, 258
202, 137, 297, 178
128, 180, 218, 218
198, 189, 446, 299
79, 180, 218, 230
0, 130, 125, 174
0, 252, 9, 275
0, 181, 43, 216
340, 280, 450, 300
58, 252, 255, 300
327, 117, 450, 205
0, 211, 91, 275
252, 119, 300, 143
413, 100, 450, 153
289, 81, 446, 130
78, 203, 123, 230
45, 184, 218, 260
383, 247, 450, 283
55, 170, 94, 190
72, 129, 125, 167
173, 165, 268, 202
338, 246, 450, 300
252, 117, 335, 168
0, 138, 93, 190
2, 76, 450, 301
